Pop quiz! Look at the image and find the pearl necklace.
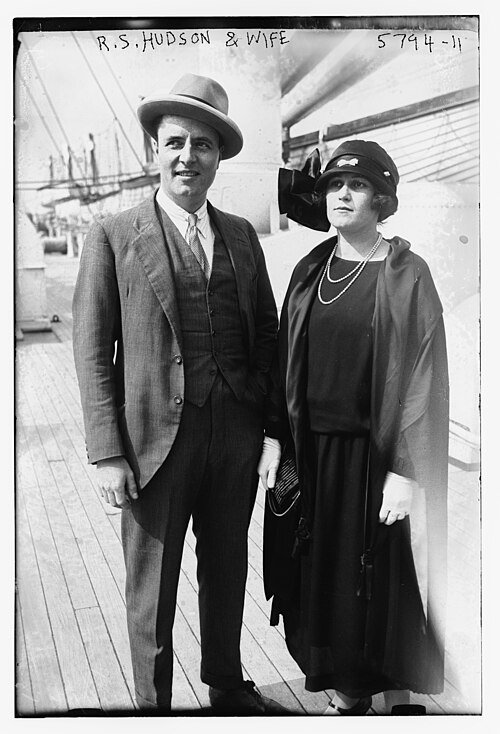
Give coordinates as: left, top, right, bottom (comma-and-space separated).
317, 233, 383, 305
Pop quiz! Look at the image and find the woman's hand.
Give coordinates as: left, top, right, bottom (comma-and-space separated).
257, 436, 281, 490
378, 471, 416, 525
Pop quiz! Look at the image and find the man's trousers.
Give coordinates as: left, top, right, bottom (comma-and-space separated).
121, 375, 264, 709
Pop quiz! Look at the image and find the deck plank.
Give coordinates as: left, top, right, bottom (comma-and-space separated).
75, 606, 135, 712
24, 346, 129, 595
68, 531, 135, 697
18, 400, 98, 612
15, 599, 35, 716
25, 432, 98, 612
17, 375, 134, 703
44, 461, 135, 694
35, 415, 128, 602
20, 480, 101, 711
170, 657, 202, 712
17, 386, 57, 490
16, 490, 68, 714
40, 343, 84, 418
37, 344, 84, 423
16, 417, 38, 491
33, 346, 124, 518
21, 364, 63, 463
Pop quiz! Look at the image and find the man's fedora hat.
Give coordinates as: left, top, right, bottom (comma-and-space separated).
137, 73, 244, 159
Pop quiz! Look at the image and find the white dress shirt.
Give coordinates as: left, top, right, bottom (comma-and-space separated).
156, 189, 214, 272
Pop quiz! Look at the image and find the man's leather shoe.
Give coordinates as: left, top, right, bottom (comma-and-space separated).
209, 680, 288, 715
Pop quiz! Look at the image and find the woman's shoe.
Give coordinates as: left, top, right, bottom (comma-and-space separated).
324, 695, 372, 715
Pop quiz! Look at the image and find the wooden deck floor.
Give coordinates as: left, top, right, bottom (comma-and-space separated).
15, 254, 481, 717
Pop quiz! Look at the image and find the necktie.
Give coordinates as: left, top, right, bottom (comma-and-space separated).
186, 213, 210, 278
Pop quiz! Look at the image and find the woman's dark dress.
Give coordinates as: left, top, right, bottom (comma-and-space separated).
265, 238, 448, 698
277, 256, 406, 697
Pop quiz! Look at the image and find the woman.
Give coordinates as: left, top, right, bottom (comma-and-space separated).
259, 140, 449, 715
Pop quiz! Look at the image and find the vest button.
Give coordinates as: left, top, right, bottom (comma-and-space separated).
209, 368, 217, 376
211, 329, 216, 336
173, 395, 183, 405
174, 354, 183, 365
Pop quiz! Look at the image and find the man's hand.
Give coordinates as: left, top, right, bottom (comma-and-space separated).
96, 456, 138, 509
258, 436, 281, 490
379, 471, 416, 525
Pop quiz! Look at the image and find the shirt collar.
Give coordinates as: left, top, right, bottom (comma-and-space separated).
156, 189, 210, 238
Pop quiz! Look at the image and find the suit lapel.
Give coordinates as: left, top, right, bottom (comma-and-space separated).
132, 197, 256, 349
208, 203, 253, 305
132, 196, 182, 347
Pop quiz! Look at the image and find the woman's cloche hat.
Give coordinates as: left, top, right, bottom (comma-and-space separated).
137, 73, 244, 159
315, 139, 399, 198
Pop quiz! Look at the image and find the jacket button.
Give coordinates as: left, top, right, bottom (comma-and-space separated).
174, 354, 183, 364
173, 395, 183, 405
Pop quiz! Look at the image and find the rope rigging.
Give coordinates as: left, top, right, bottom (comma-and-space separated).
24, 44, 98, 217
71, 32, 148, 175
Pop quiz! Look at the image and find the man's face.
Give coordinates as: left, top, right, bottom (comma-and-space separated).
154, 115, 221, 212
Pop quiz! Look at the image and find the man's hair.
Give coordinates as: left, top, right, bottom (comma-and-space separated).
150, 116, 162, 142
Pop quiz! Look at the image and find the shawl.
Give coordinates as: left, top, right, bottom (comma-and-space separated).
264, 235, 449, 692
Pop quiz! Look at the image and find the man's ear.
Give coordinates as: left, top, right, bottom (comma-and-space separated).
218, 146, 224, 167
152, 138, 158, 155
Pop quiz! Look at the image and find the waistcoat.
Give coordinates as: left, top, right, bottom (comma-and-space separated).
158, 206, 248, 407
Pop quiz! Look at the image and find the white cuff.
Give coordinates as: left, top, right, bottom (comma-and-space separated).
386, 471, 417, 490
263, 436, 281, 451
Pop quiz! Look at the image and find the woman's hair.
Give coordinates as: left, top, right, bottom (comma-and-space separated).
371, 192, 398, 222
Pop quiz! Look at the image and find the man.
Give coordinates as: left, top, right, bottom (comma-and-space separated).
72, 74, 281, 713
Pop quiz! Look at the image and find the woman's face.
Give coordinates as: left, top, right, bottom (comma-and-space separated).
326, 173, 378, 233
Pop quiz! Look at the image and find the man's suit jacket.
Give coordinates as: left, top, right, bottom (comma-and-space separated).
72, 194, 278, 489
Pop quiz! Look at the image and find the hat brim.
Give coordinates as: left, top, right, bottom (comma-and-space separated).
315, 166, 396, 198
137, 95, 243, 159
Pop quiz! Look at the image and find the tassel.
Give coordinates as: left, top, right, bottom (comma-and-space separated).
291, 516, 311, 558
357, 548, 374, 600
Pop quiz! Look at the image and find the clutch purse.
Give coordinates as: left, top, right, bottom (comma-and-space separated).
267, 442, 300, 517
